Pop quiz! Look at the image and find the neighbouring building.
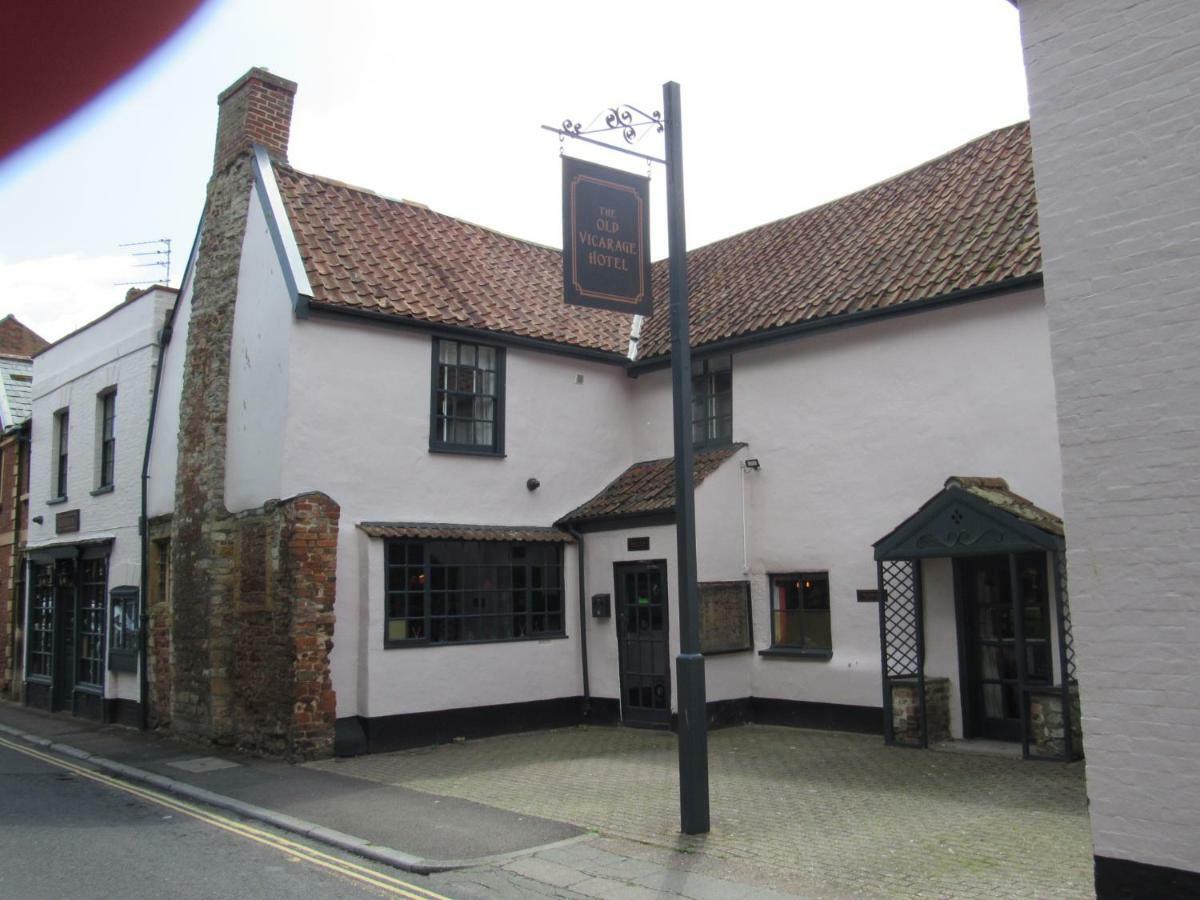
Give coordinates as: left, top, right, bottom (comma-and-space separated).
134, 69, 1077, 765
24, 286, 176, 724
0, 315, 48, 700
1016, 0, 1200, 894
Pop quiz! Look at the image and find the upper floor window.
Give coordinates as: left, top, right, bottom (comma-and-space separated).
430, 338, 505, 456
53, 409, 69, 499
97, 389, 116, 489
692, 355, 732, 447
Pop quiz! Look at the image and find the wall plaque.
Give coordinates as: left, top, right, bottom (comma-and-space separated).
562, 156, 653, 315
699, 580, 752, 654
857, 589, 883, 603
56, 509, 80, 534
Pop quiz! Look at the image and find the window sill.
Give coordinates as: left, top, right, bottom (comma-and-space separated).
428, 444, 506, 459
90, 484, 115, 497
46, 496, 68, 506
758, 647, 833, 660
385, 632, 567, 650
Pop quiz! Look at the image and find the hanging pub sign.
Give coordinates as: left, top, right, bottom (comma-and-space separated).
562, 156, 653, 316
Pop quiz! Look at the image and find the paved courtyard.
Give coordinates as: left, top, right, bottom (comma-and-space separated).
312, 724, 1093, 899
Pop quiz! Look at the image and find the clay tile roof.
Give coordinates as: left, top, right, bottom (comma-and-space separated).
944, 475, 1064, 537
0, 315, 49, 359
636, 121, 1040, 359
357, 522, 573, 543
559, 444, 745, 525
274, 166, 632, 355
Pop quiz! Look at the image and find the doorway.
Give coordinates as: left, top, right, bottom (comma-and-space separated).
613, 560, 670, 727
957, 553, 1052, 741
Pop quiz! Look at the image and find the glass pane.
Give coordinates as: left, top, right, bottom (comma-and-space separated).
439, 340, 457, 364
478, 347, 495, 370
460, 344, 476, 366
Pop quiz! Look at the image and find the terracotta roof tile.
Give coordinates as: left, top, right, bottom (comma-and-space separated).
944, 476, 1064, 537
357, 522, 573, 543
559, 444, 744, 525
274, 167, 631, 355
637, 121, 1040, 358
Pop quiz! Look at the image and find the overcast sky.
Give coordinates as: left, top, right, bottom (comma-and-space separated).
0, 0, 1028, 342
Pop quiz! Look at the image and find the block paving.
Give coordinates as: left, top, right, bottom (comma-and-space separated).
313, 724, 1093, 899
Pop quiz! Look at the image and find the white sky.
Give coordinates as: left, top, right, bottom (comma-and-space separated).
0, 0, 1028, 342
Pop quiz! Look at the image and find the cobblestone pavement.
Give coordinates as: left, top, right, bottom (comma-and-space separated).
312, 725, 1093, 899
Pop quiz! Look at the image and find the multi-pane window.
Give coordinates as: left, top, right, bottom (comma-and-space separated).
98, 390, 116, 488
27, 563, 54, 679
385, 540, 563, 646
430, 338, 504, 454
769, 571, 832, 653
692, 355, 732, 447
108, 586, 139, 673
54, 409, 69, 498
77, 557, 107, 688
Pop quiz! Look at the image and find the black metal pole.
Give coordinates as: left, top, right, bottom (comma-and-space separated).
662, 80, 710, 835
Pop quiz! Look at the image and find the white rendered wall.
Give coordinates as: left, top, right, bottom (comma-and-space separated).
224, 186, 291, 512
146, 245, 196, 519
28, 288, 172, 700
1020, 0, 1200, 875
630, 289, 1063, 712
278, 313, 636, 719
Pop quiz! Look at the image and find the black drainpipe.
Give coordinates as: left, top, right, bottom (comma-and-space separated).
563, 524, 590, 716
138, 316, 174, 731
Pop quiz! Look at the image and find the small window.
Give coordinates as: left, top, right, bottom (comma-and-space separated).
430, 338, 505, 455
53, 409, 69, 499
97, 390, 116, 489
768, 572, 832, 654
692, 355, 732, 447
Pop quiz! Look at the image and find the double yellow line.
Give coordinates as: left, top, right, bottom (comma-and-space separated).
0, 735, 449, 899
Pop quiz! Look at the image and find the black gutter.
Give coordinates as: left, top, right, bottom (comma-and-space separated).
138, 217, 203, 731
562, 524, 590, 716
305, 301, 629, 367
626, 273, 1044, 375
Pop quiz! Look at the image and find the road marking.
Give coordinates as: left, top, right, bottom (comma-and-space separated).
0, 735, 449, 900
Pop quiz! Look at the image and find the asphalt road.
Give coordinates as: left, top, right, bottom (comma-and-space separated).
0, 737, 451, 900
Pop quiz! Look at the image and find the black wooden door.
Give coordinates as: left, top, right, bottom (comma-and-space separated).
51, 560, 77, 712
959, 553, 1051, 741
614, 561, 670, 727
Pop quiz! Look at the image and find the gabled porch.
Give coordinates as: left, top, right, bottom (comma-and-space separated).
873, 477, 1082, 761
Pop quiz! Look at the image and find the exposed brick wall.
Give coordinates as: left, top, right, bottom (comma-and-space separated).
146, 516, 173, 729
0, 429, 29, 701
165, 69, 337, 759
1020, 0, 1200, 878
212, 68, 296, 175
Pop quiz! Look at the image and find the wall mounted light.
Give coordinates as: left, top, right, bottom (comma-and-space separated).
743, 458, 761, 471
526, 477, 541, 491
32, 515, 43, 525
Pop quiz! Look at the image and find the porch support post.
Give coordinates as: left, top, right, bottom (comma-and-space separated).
1009, 553, 1031, 759
913, 560, 928, 748
876, 561, 894, 745
1052, 548, 1073, 761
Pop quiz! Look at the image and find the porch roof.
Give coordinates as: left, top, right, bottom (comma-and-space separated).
874, 476, 1064, 561
357, 522, 573, 543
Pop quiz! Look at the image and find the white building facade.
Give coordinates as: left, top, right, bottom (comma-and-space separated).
24, 286, 175, 724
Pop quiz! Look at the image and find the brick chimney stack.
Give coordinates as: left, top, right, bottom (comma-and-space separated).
212, 67, 297, 174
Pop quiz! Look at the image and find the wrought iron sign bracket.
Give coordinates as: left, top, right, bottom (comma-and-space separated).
541, 104, 666, 165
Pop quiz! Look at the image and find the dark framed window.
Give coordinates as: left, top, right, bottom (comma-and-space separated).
385, 540, 563, 647
430, 338, 505, 455
692, 355, 732, 447
77, 557, 107, 688
767, 571, 832, 655
108, 586, 139, 673
54, 409, 69, 498
98, 390, 116, 489
27, 563, 54, 680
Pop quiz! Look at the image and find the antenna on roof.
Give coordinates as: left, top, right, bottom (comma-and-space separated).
114, 238, 172, 287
